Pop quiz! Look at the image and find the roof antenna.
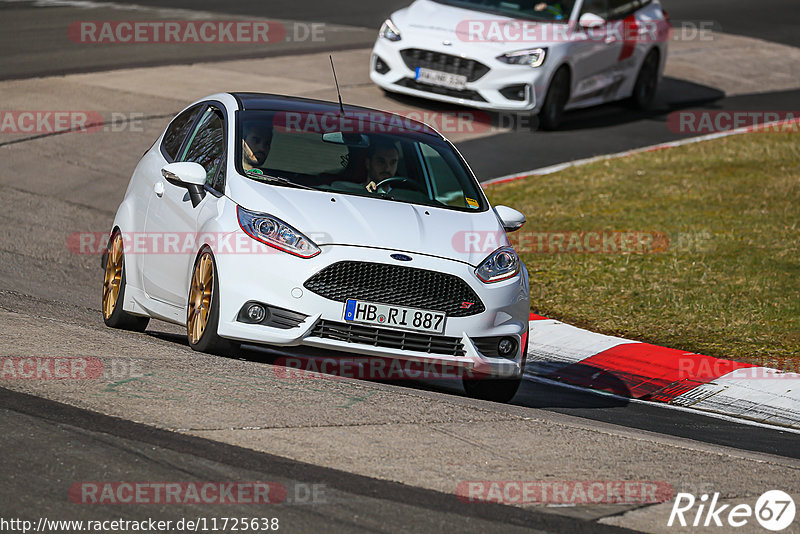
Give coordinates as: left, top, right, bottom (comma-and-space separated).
329, 55, 345, 116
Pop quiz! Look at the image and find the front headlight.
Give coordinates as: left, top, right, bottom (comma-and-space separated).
379, 18, 402, 41
237, 206, 320, 258
475, 247, 520, 283
497, 48, 547, 67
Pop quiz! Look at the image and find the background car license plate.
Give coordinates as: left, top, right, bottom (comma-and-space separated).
415, 68, 467, 90
344, 299, 446, 334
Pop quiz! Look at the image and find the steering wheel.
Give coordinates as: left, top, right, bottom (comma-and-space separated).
375, 177, 425, 194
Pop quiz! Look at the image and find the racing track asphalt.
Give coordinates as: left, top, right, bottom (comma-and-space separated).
1, 2, 798, 530
73, 0, 800, 48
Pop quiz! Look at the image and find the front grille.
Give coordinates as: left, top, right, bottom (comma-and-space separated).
304, 261, 485, 318
396, 78, 487, 102
400, 49, 490, 82
311, 320, 465, 357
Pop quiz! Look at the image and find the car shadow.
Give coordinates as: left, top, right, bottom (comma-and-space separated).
380, 76, 725, 132
145, 327, 632, 409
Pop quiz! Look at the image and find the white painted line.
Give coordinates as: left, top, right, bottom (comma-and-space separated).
484, 118, 800, 187
524, 374, 800, 436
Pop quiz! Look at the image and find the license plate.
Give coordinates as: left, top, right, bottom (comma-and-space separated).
343, 299, 446, 335
415, 68, 467, 90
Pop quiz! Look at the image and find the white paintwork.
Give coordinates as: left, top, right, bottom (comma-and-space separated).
109, 93, 531, 378
370, 0, 669, 112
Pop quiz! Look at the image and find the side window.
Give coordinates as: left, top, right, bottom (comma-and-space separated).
162, 105, 202, 161
180, 107, 225, 188
608, 0, 641, 19
580, 0, 608, 18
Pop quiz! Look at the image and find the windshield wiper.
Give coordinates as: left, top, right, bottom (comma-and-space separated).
247, 171, 317, 191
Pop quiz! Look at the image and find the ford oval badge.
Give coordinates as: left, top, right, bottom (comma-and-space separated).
391, 254, 413, 262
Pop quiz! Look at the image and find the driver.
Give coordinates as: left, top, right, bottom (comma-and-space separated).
241, 119, 273, 173
363, 140, 400, 193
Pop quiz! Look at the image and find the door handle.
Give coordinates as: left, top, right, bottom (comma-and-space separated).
154, 181, 165, 198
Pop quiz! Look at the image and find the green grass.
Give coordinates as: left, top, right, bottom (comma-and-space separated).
485, 131, 800, 370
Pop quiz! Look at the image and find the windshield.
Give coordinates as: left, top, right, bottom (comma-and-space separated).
236, 110, 488, 212
433, 0, 575, 21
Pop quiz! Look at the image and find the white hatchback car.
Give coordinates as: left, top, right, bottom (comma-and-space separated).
370, 0, 671, 129
102, 93, 530, 402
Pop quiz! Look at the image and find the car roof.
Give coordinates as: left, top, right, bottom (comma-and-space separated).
229, 92, 441, 138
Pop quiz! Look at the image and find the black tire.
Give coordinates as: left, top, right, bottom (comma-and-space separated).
630, 49, 660, 110
187, 249, 236, 356
463, 374, 522, 403
538, 67, 570, 131
102, 232, 149, 332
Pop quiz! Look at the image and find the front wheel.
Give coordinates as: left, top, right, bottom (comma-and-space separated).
187, 249, 235, 355
102, 231, 149, 332
538, 67, 570, 131
463, 374, 522, 403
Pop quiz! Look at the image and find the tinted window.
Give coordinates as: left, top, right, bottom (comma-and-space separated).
581, 0, 608, 18
162, 105, 202, 161
434, 0, 576, 21
236, 110, 487, 212
608, 0, 642, 19
180, 107, 225, 185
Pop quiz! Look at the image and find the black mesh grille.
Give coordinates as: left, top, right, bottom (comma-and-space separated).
400, 49, 490, 82
304, 261, 485, 317
396, 78, 487, 102
311, 320, 465, 357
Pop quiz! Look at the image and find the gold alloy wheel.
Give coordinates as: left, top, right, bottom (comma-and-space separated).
188, 253, 214, 345
102, 233, 124, 320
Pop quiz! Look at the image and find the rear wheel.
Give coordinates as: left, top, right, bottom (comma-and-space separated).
538, 67, 570, 131
630, 49, 660, 110
187, 249, 235, 355
463, 374, 522, 403
102, 231, 149, 332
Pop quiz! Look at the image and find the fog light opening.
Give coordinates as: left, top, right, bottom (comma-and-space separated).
247, 303, 266, 323
497, 337, 518, 358
374, 55, 391, 75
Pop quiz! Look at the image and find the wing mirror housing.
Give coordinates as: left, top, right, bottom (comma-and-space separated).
494, 205, 526, 232
161, 162, 207, 207
579, 12, 606, 29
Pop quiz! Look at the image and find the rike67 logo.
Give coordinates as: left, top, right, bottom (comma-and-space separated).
669, 490, 796, 531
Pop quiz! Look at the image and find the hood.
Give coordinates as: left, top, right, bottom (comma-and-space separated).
395, 0, 565, 49
228, 177, 509, 267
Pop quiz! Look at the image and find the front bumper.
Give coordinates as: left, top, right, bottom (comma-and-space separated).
370, 39, 551, 112
214, 242, 530, 378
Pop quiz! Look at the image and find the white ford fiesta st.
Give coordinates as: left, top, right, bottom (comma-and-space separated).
102, 93, 530, 402
370, 0, 671, 129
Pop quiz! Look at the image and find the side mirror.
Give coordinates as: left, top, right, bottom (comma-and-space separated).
579, 12, 605, 29
161, 162, 207, 207
494, 205, 526, 233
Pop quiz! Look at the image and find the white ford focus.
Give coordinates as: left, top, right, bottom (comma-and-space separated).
102, 93, 530, 402
370, 0, 671, 129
